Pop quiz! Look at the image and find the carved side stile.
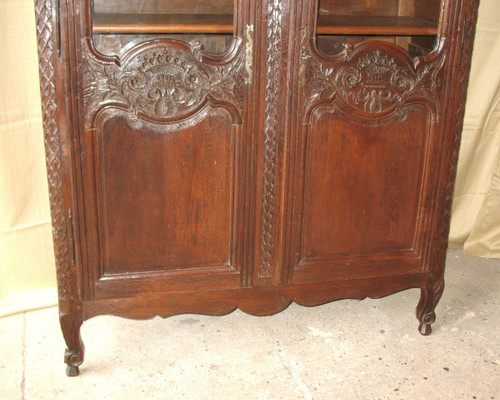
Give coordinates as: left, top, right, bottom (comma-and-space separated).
35, 0, 84, 375
435, 0, 480, 269
414, 0, 480, 335
35, 0, 73, 303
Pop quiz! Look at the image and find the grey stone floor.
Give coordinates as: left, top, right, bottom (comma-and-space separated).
1, 250, 499, 400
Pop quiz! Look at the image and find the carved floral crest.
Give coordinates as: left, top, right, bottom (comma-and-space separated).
336, 50, 417, 113
104, 50, 211, 117
301, 31, 445, 117
82, 40, 247, 122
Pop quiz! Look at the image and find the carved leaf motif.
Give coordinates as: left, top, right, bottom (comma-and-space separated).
209, 62, 245, 105
312, 64, 336, 100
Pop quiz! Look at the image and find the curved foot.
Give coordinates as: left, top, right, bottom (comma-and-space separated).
418, 322, 432, 336
60, 311, 85, 376
416, 277, 444, 336
66, 365, 80, 377
64, 349, 83, 376
418, 309, 436, 336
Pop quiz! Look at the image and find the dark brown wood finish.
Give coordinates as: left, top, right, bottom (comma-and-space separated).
35, 0, 480, 376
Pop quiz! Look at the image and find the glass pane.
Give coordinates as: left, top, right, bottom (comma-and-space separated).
92, 0, 235, 55
316, 0, 441, 57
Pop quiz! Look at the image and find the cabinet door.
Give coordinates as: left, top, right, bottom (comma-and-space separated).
73, 0, 256, 299
287, 0, 445, 284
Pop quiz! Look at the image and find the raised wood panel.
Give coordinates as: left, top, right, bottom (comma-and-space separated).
96, 110, 235, 275
301, 107, 429, 261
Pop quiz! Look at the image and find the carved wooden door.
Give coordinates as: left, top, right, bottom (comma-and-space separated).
285, 0, 460, 286
73, 1, 256, 299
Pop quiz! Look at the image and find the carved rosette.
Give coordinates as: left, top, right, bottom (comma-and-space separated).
301, 38, 445, 119
82, 40, 247, 124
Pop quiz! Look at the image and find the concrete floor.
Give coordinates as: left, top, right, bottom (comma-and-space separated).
1, 250, 498, 400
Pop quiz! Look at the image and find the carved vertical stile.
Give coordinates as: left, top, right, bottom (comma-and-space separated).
35, 0, 84, 375
259, 0, 283, 278
35, 0, 72, 304
434, 0, 479, 269
417, 0, 480, 335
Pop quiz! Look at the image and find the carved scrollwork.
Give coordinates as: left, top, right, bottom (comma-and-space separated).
301, 34, 445, 118
82, 39, 247, 123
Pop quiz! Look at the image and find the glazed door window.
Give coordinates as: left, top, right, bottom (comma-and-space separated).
93, 0, 236, 55
316, 0, 441, 57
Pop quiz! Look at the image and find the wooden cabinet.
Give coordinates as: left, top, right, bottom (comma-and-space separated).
35, 0, 480, 375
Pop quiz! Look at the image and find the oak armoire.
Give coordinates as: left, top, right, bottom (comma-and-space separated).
34, 0, 480, 375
